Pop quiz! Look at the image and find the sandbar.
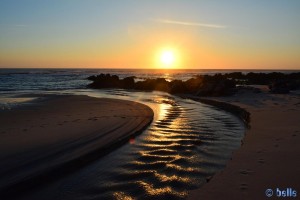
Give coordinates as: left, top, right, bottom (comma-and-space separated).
0, 95, 153, 197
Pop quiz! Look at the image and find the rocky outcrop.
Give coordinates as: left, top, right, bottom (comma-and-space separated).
223, 72, 300, 85
196, 78, 236, 96
87, 73, 236, 97
87, 72, 300, 96
88, 74, 135, 89
269, 80, 290, 94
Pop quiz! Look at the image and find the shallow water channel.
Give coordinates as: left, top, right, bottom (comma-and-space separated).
24, 89, 245, 200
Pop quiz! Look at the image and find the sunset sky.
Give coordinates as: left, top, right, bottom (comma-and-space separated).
0, 0, 299, 69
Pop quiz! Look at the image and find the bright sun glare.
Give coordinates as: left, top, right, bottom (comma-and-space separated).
160, 50, 175, 66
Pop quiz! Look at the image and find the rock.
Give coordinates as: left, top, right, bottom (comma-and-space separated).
196, 78, 236, 96
87, 74, 120, 88
121, 76, 135, 89
269, 80, 290, 94
87, 73, 237, 96
185, 77, 203, 93
169, 80, 186, 94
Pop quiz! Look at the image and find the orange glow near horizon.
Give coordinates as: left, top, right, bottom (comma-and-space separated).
1, 25, 300, 70
0, 18, 299, 70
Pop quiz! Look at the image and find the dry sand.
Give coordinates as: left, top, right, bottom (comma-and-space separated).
0, 95, 153, 195
188, 87, 300, 199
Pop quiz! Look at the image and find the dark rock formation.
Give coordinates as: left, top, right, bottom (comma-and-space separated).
88, 74, 120, 88
196, 75, 236, 96
121, 76, 135, 89
87, 72, 300, 96
224, 72, 300, 88
87, 73, 236, 97
88, 74, 136, 89
169, 80, 187, 94
269, 80, 290, 94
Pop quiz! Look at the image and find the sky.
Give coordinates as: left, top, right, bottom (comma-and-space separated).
0, 0, 300, 69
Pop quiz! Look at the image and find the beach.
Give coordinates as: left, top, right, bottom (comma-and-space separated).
0, 95, 154, 197
0, 71, 299, 199
1, 0, 300, 198
188, 87, 300, 199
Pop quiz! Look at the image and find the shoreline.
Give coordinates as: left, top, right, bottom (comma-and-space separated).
0, 95, 154, 198
188, 87, 300, 199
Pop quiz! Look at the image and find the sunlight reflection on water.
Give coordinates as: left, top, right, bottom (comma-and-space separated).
21, 89, 245, 200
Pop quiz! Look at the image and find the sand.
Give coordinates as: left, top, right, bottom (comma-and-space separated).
188, 87, 300, 199
0, 95, 153, 196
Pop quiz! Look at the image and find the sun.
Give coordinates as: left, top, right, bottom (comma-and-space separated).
155, 48, 181, 69
160, 50, 175, 66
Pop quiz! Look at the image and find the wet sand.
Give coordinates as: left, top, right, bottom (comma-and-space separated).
188, 87, 300, 199
0, 95, 153, 197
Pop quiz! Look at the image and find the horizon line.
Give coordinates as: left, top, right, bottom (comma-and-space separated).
0, 67, 299, 71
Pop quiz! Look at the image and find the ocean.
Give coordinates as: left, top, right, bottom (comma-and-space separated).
1, 68, 298, 109
1, 68, 298, 92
